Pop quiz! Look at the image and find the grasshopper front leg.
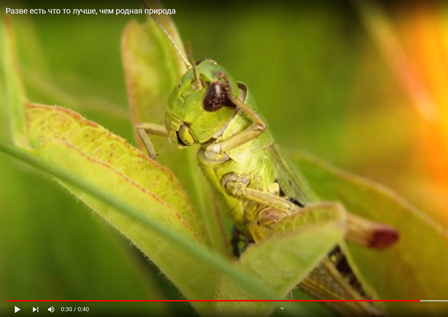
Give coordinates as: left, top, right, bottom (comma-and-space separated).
135, 123, 168, 161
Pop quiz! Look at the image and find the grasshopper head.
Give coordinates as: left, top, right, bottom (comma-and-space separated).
166, 59, 241, 147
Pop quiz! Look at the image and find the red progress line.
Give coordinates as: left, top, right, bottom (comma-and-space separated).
8, 300, 419, 302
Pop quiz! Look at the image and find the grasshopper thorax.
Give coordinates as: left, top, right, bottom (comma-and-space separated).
166, 59, 241, 147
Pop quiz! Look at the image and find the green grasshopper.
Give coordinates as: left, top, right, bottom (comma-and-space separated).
137, 3, 398, 316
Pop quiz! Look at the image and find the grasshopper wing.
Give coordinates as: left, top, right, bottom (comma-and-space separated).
267, 145, 318, 206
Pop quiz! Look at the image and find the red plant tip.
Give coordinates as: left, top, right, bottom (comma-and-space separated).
370, 227, 400, 249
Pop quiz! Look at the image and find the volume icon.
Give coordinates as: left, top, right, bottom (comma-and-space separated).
48, 306, 55, 313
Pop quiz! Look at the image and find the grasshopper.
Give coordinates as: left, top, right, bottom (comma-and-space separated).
137, 2, 398, 316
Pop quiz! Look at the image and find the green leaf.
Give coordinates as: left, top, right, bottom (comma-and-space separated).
293, 152, 448, 316
214, 204, 346, 317
2, 16, 27, 146
272, 202, 347, 234
26, 103, 199, 235
121, 12, 230, 257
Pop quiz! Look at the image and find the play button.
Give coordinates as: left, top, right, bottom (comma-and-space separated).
14, 306, 20, 313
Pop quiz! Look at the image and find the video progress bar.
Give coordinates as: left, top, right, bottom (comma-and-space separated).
420, 300, 448, 302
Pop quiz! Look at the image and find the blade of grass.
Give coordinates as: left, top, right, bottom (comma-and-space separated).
352, 0, 438, 122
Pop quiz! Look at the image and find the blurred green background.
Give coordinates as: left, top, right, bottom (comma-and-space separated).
1, 0, 447, 315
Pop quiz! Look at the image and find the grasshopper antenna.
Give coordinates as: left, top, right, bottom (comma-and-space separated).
140, 0, 191, 69
184, 42, 202, 90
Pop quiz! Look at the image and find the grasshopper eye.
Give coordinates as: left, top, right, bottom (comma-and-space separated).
202, 82, 231, 112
